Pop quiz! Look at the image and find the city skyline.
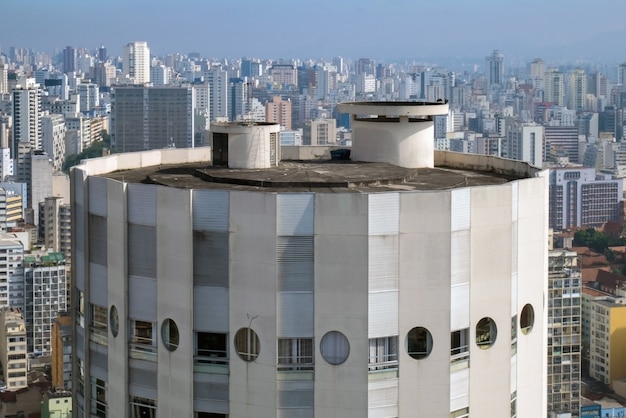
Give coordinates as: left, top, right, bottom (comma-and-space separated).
2, 0, 626, 64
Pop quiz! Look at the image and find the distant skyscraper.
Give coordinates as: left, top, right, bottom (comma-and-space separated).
618, 62, 626, 86
205, 67, 228, 120
111, 86, 194, 152
0, 60, 8, 94
62, 46, 76, 73
12, 78, 42, 157
122, 41, 150, 84
545, 69, 565, 106
486, 49, 504, 90
150, 64, 170, 86
97, 45, 107, 62
228, 78, 246, 121
529, 58, 545, 90
265, 96, 292, 130
506, 120, 544, 166
269, 64, 297, 86
568, 69, 587, 111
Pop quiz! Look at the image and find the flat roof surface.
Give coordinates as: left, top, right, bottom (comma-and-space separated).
102, 160, 520, 192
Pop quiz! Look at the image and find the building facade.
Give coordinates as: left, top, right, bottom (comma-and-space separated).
548, 249, 582, 416
0, 308, 27, 390
122, 42, 150, 85
111, 86, 194, 152
72, 102, 548, 418
548, 167, 623, 230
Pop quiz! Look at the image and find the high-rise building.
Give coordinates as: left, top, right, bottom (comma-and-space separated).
76, 82, 100, 114
228, 78, 246, 121
529, 58, 545, 90
23, 251, 67, 355
265, 96, 291, 130
0, 188, 23, 231
269, 64, 298, 86
63, 46, 77, 73
545, 69, 565, 107
41, 114, 67, 172
0, 237, 25, 308
618, 62, 626, 87
150, 64, 169, 86
205, 67, 228, 120
548, 167, 623, 230
12, 78, 42, 157
544, 125, 581, 164
569, 69, 587, 112
0, 308, 27, 390
505, 120, 544, 166
122, 41, 150, 85
72, 101, 548, 417
0, 60, 8, 94
588, 295, 626, 387
39, 196, 71, 258
547, 249, 582, 416
111, 86, 194, 152
486, 49, 504, 91
303, 118, 337, 145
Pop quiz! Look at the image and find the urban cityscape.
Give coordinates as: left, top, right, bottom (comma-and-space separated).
1, 2, 626, 417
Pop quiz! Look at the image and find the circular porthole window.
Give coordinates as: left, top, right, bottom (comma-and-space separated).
476, 317, 497, 349
109, 305, 119, 338
234, 328, 260, 361
161, 318, 180, 352
520, 304, 535, 335
320, 331, 350, 365
406, 327, 433, 360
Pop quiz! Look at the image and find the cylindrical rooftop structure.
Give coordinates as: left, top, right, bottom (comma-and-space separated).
210, 122, 281, 169
338, 101, 449, 168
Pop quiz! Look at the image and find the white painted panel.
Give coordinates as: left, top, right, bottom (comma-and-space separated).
451, 283, 470, 330
89, 263, 107, 307
88, 176, 108, 216
128, 383, 157, 400
451, 188, 470, 231
128, 275, 157, 321
511, 181, 518, 222
192, 190, 229, 232
127, 184, 157, 225
511, 271, 518, 316
511, 353, 517, 393
277, 292, 313, 336
368, 378, 398, 409
277, 193, 314, 235
277, 380, 314, 408
451, 229, 470, 286
368, 235, 399, 292
368, 291, 398, 337
450, 368, 470, 412
368, 406, 399, 418
193, 287, 228, 332
368, 193, 399, 235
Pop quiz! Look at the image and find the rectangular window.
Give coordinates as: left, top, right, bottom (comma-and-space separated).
129, 320, 156, 360
130, 396, 156, 418
277, 338, 314, 371
368, 336, 398, 371
195, 332, 228, 364
451, 328, 469, 371
90, 304, 108, 346
90, 376, 107, 418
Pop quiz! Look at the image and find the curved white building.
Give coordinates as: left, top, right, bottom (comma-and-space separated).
72, 105, 548, 418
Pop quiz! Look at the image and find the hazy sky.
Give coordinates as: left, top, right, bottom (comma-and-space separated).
2, 0, 626, 64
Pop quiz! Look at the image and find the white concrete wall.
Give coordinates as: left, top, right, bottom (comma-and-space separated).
398, 191, 452, 417
352, 118, 435, 168
229, 191, 277, 418
106, 178, 128, 418
156, 186, 194, 417
314, 193, 369, 417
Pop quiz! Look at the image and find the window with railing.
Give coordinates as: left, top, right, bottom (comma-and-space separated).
195, 332, 228, 365
130, 396, 156, 418
90, 376, 107, 418
129, 320, 156, 360
90, 304, 107, 346
278, 338, 314, 371
368, 336, 398, 371
451, 328, 469, 371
